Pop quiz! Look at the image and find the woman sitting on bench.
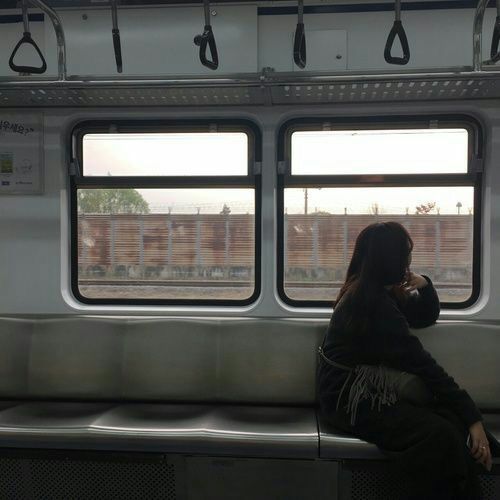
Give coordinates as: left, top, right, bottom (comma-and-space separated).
317, 221, 498, 500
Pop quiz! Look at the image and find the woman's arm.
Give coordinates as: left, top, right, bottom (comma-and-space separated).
376, 301, 482, 428
395, 274, 440, 329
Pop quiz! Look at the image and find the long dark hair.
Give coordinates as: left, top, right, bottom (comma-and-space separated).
336, 221, 413, 330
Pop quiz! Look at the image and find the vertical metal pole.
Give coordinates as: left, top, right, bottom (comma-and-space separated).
27, 0, 67, 80
473, 0, 489, 71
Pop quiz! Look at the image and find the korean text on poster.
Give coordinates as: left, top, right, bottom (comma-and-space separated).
0, 113, 43, 195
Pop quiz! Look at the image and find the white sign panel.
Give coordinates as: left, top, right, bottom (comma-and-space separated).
0, 113, 43, 194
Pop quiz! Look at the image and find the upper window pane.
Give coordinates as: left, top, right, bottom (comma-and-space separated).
82, 132, 248, 176
291, 128, 468, 175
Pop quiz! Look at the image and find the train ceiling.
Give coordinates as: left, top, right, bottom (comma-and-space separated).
1, 0, 500, 107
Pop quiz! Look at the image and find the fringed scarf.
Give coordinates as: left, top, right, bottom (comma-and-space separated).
319, 347, 399, 425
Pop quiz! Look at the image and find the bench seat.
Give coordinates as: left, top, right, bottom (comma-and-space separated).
318, 411, 500, 461
0, 402, 318, 459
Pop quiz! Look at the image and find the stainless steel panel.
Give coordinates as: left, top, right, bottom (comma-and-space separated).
270, 77, 500, 104
1, 72, 500, 106
0, 402, 318, 458
483, 414, 500, 441
0, 319, 32, 397
57, 6, 258, 77
217, 319, 326, 404
122, 319, 219, 401
0, 402, 115, 429
417, 322, 500, 409
0, 402, 116, 450
29, 319, 123, 399
0, 85, 266, 106
186, 456, 338, 500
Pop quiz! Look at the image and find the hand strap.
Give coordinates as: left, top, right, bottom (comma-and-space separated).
9, 0, 47, 75
111, 0, 123, 73
384, 0, 410, 65
9, 31, 47, 74
384, 20, 410, 65
293, 0, 306, 69
194, 0, 219, 70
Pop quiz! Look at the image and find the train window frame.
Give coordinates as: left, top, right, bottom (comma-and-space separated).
69, 119, 262, 307
277, 115, 483, 310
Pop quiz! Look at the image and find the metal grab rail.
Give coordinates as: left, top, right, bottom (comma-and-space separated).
293, 0, 306, 69
384, 0, 410, 65
194, 0, 219, 70
111, 0, 123, 73
9, 0, 47, 74
473, 0, 489, 71
486, 0, 500, 64
26, 0, 67, 80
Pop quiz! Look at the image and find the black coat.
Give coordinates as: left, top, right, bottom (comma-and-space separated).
317, 276, 482, 429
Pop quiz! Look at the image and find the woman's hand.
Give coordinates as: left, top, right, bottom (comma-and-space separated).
469, 421, 492, 471
401, 272, 428, 293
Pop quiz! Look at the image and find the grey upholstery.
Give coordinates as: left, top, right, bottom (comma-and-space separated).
0, 317, 499, 461
0, 402, 318, 458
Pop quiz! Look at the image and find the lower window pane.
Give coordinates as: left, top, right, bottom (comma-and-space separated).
284, 187, 474, 304
77, 188, 255, 301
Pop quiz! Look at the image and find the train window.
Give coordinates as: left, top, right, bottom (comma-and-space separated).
278, 118, 482, 309
291, 129, 468, 175
83, 132, 248, 177
70, 121, 261, 306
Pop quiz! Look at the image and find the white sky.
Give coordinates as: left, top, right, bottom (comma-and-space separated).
83, 129, 473, 215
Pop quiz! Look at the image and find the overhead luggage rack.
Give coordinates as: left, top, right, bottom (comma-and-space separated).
1, 0, 500, 106
1, 70, 500, 107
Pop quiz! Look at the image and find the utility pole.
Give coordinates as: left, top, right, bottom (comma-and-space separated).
304, 188, 308, 215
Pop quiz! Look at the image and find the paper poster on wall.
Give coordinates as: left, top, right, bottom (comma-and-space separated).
0, 113, 43, 195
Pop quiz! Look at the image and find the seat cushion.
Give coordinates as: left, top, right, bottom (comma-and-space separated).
318, 412, 385, 460
0, 402, 318, 459
319, 411, 500, 462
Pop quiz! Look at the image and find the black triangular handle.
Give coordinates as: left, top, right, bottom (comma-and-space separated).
194, 26, 219, 70
293, 22, 306, 69
384, 20, 410, 65
490, 16, 500, 63
112, 28, 123, 73
9, 32, 47, 74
